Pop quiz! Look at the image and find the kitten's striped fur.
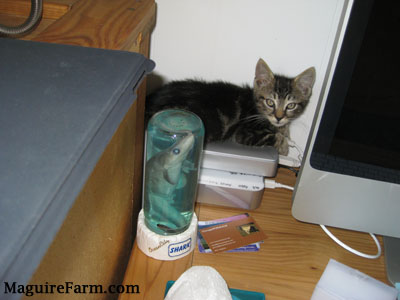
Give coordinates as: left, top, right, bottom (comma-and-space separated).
146, 59, 315, 155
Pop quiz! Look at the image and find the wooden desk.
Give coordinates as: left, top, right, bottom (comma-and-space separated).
119, 167, 389, 300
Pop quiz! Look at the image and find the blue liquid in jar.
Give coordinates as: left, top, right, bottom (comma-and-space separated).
144, 109, 204, 235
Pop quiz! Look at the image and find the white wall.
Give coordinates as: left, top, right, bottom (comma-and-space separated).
148, 0, 348, 164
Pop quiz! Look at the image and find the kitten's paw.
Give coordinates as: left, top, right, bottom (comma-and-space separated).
274, 133, 289, 155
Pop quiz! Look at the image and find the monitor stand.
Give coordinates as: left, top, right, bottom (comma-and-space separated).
384, 236, 400, 286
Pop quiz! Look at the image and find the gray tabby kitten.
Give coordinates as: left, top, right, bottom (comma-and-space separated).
146, 59, 316, 155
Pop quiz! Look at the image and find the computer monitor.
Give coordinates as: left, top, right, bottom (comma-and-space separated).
291, 0, 400, 285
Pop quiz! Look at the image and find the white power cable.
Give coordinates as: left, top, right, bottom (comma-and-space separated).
320, 224, 381, 259
264, 178, 382, 259
287, 138, 304, 163
264, 179, 294, 191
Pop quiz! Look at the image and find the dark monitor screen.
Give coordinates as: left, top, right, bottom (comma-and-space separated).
310, 0, 400, 184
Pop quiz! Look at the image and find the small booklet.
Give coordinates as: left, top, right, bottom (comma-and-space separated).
198, 214, 267, 253
197, 214, 261, 253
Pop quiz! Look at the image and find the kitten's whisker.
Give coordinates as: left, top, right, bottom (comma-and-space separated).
239, 114, 265, 123
240, 116, 269, 127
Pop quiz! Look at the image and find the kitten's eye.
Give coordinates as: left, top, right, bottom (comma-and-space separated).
286, 103, 297, 110
172, 148, 180, 155
265, 99, 275, 108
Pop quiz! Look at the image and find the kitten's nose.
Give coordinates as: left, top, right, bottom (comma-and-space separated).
275, 110, 284, 122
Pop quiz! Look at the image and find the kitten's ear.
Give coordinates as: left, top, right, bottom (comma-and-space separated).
254, 58, 274, 89
293, 67, 316, 98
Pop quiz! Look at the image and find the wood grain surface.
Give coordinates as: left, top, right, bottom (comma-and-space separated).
31, 0, 156, 51
0, 0, 73, 40
0, 0, 71, 20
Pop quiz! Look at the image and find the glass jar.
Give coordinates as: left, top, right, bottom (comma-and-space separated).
143, 109, 204, 235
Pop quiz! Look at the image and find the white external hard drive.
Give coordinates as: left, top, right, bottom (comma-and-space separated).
197, 168, 265, 210
201, 140, 278, 177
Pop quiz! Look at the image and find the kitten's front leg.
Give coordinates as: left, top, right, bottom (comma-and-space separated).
274, 126, 289, 156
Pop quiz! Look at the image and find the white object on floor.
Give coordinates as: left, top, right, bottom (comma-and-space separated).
164, 266, 232, 300
311, 259, 398, 300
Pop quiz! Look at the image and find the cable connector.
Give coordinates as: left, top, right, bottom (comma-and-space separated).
264, 179, 294, 191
